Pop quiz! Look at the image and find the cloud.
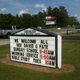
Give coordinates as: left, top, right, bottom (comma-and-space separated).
19, 9, 29, 15
34, 4, 47, 12
35, 4, 45, 8
1, 8, 7, 11
73, 14, 80, 21
0, 0, 32, 14
74, 14, 80, 19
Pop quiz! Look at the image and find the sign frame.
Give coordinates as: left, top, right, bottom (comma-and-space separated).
9, 27, 62, 69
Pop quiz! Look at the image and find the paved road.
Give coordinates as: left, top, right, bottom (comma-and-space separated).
0, 36, 80, 46
0, 39, 9, 46
0, 28, 80, 46
62, 36, 80, 40
51, 28, 80, 35
53, 29, 80, 40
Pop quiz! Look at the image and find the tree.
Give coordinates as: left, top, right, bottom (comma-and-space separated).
21, 13, 32, 28
0, 14, 4, 28
47, 6, 53, 16
37, 12, 45, 26
32, 14, 39, 27
57, 6, 68, 27
44, 6, 69, 27
68, 16, 79, 26
0, 6, 79, 29
0, 13, 13, 28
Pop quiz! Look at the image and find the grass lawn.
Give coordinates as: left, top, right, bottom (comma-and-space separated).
43, 27, 57, 31
0, 40, 80, 80
44, 27, 80, 36
63, 31, 80, 36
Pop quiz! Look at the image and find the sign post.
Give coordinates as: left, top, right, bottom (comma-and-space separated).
10, 27, 62, 69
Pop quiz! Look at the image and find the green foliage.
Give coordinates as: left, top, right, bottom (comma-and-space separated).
0, 6, 79, 29
0, 45, 10, 58
68, 16, 79, 26
0, 41, 80, 80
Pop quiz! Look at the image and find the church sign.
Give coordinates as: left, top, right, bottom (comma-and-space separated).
10, 27, 62, 68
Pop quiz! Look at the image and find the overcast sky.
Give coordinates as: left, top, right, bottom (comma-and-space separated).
0, 0, 80, 21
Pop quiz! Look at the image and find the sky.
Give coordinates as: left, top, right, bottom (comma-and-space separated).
0, 0, 80, 21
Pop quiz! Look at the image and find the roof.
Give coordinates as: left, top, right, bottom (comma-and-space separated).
14, 27, 57, 36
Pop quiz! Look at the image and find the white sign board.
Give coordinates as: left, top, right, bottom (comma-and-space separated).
10, 27, 62, 69
46, 21, 56, 25
10, 36, 56, 68
10, 36, 58, 68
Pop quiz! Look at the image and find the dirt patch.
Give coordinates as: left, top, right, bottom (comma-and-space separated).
0, 58, 75, 74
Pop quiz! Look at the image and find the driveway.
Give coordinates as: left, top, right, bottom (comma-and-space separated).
62, 36, 80, 40
0, 39, 9, 46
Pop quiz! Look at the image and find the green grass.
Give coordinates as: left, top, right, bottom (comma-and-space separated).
65, 31, 80, 36
0, 41, 80, 80
61, 30, 80, 36
43, 27, 80, 36
43, 27, 57, 31
0, 45, 10, 58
